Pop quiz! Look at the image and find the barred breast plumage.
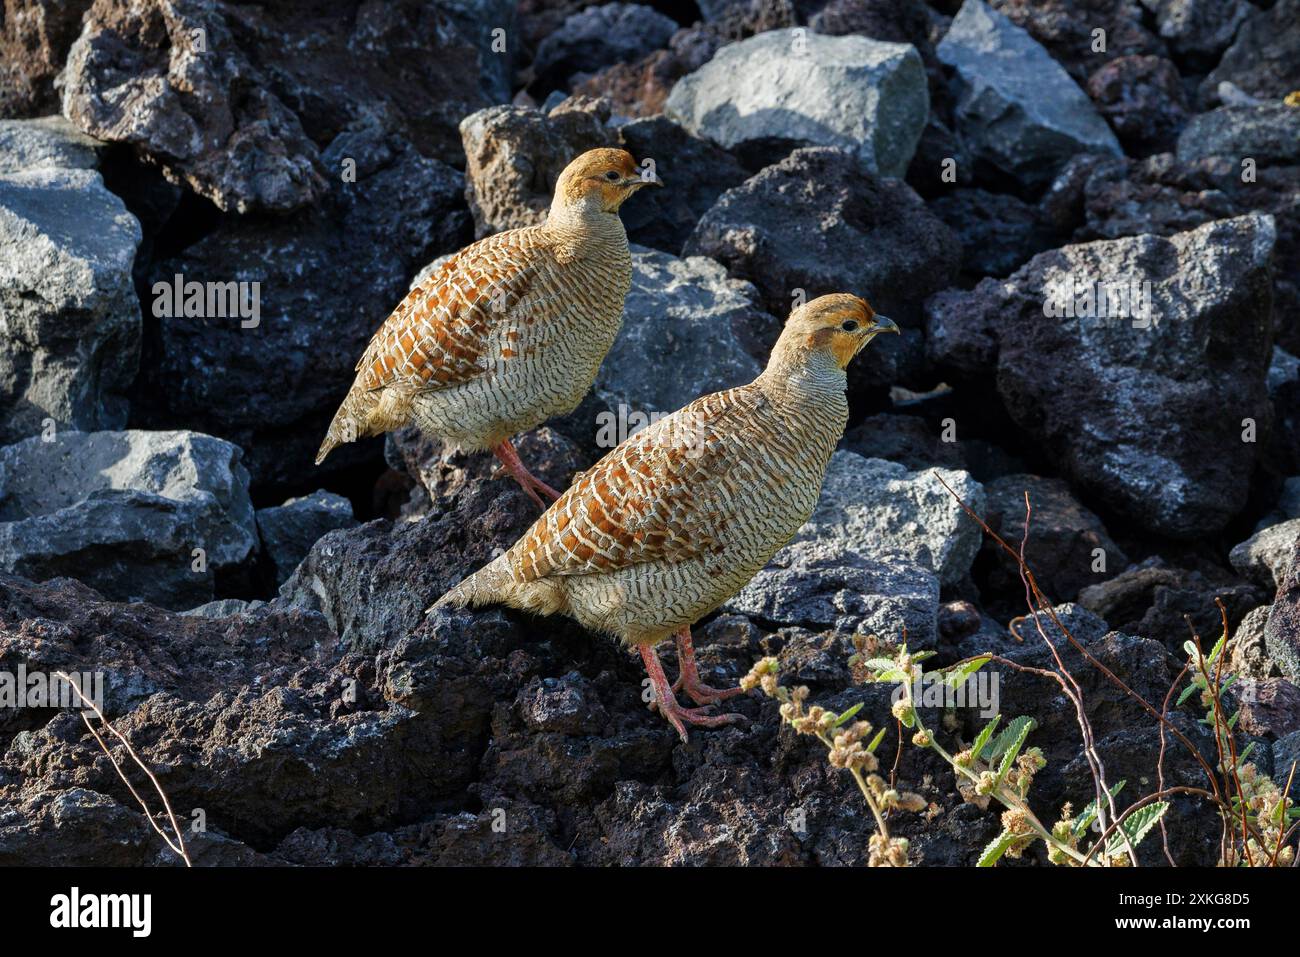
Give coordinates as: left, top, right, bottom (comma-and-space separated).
435, 294, 900, 741
315, 148, 657, 508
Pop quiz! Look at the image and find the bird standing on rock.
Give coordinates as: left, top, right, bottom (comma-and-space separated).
315, 149, 659, 508
433, 294, 899, 741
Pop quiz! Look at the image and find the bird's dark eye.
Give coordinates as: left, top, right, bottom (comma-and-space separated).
841, 319, 859, 332
605, 170, 621, 181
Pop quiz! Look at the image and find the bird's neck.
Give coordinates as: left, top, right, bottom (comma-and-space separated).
756, 348, 850, 437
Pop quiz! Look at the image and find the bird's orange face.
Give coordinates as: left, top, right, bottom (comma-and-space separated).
792, 294, 899, 369
558, 148, 660, 212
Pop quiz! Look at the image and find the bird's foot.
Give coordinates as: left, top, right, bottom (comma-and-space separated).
491, 439, 563, 509
671, 672, 746, 707
651, 695, 747, 744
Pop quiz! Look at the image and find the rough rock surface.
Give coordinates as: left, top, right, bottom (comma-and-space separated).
459, 97, 618, 239
1266, 538, 1300, 682
937, 0, 1122, 190
0, 137, 141, 444
1231, 519, 1300, 593
978, 473, 1127, 605
256, 491, 358, 588
802, 452, 985, 587
929, 188, 1056, 278
0, 0, 94, 117
530, 3, 677, 93
1138, 0, 1249, 66
1200, 0, 1300, 106
666, 29, 928, 177
987, 0, 1164, 85
1085, 55, 1189, 156
1176, 104, 1300, 169
685, 146, 958, 340
134, 130, 469, 492
60, 0, 326, 213
59, 0, 506, 213
926, 214, 1276, 539
616, 116, 749, 255
569, 250, 770, 454
0, 430, 257, 609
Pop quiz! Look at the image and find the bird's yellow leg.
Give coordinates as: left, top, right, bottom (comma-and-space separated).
671, 625, 745, 706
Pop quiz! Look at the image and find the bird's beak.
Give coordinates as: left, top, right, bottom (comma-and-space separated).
623, 175, 661, 189
872, 316, 899, 335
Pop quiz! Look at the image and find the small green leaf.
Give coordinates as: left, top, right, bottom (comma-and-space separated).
867, 726, 888, 753
970, 716, 1000, 762
1176, 684, 1199, 706
977, 829, 1017, 867
1104, 802, 1170, 856
860, 657, 898, 673
995, 719, 1035, 784
1072, 780, 1127, 837
942, 656, 990, 689
983, 716, 1035, 764
833, 702, 864, 728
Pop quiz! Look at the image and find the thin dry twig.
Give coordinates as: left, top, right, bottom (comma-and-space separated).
55, 671, 191, 867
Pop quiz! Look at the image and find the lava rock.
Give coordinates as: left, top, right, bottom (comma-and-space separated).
929, 188, 1057, 277
531, 4, 678, 94
0, 0, 93, 117
666, 29, 928, 177
579, 248, 768, 446
136, 130, 469, 492
1177, 104, 1300, 168
1231, 519, 1300, 593
978, 473, 1128, 604
1265, 537, 1300, 682
803, 451, 986, 587
937, 0, 1121, 190
926, 214, 1276, 539
616, 115, 749, 255
841, 413, 967, 471
256, 491, 358, 588
725, 537, 942, 648
0, 151, 140, 444
1079, 558, 1266, 654
0, 116, 103, 172
986, 0, 1165, 84
572, 0, 797, 119
685, 146, 958, 340
0, 430, 257, 608
1138, 0, 1249, 67
459, 97, 618, 239
60, 0, 326, 213
1085, 55, 1189, 156
1200, 0, 1300, 107
1230, 604, 1276, 681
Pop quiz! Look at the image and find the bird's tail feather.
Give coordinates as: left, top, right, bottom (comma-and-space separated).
429, 554, 512, 613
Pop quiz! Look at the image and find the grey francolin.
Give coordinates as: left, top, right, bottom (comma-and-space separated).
315, 148, 658, 507
433, 294, 899, 741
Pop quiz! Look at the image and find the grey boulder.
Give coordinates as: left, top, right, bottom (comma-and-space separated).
666, 29, 928, 177
256, 491, 358, 588
926, 213, 1276, 539
0, 149, 141, 445
936, 0, 1121, 189
803, 452, 985, 588
1231, 519, 1300, 592
0, 430, 257, 609
726, 537, 942, 649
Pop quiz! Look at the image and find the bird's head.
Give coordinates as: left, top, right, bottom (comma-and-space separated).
777, 294, 899, 370
554, 148, 660, 214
